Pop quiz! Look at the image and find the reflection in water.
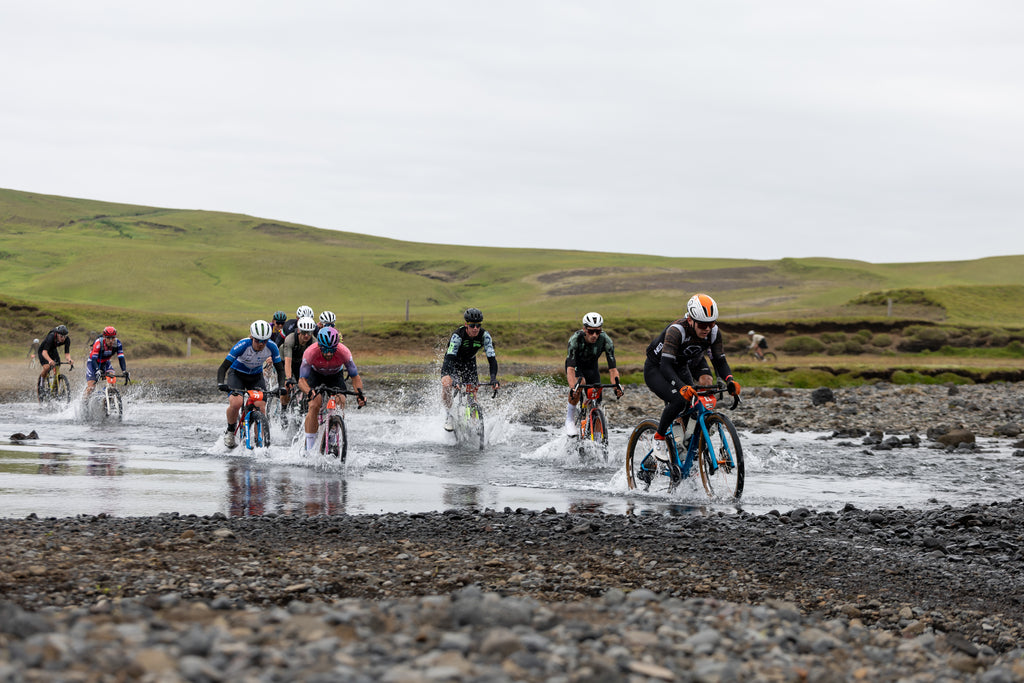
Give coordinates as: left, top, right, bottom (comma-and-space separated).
443, 484, 481, 510
86, 453, 125, 477
228, 463, 267, 517
38, 453, 71, 476
226, 461, 348, 517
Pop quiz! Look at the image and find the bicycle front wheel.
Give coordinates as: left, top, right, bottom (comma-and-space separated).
697, 412, 745, 500
104, 388, 123, 420
324, 416, 348, 461
582, 407, 610, 459
248, 411, 270, 449
762, 351, 777, 362
56, 375, 71, 403
470, 403, 485, 451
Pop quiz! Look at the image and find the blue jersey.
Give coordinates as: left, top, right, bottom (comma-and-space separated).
225, 338, 282, 375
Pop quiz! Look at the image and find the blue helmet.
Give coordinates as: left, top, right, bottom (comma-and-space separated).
317, 326, 339, 352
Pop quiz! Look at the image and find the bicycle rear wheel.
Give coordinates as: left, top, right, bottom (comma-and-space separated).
626, 419, 666, 491
324, 415, 348, 461
696, 413, 744, 500
56, 375, 71, 403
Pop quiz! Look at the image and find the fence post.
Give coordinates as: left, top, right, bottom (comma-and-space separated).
187, 337, 192, 357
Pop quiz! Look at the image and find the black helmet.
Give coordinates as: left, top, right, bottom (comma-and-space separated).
272, 310, 287, 323
55, 325, 69, 336
463, 308, 483, 323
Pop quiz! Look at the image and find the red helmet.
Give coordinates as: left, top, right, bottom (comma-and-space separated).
103, 326, 117, 338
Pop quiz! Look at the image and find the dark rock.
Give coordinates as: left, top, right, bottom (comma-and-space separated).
810, 388, 835, 406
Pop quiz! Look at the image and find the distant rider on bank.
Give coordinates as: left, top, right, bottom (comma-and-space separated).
644, 294, 741, 460
747, 330, 768, 361
441, 308, 499, 432
564, 312, 622, 436
217, 320, 286, 448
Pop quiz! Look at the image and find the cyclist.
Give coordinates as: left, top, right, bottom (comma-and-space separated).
298, 326, 366, 451
644, 294, 741, 460
216, 320, 286, 448
441, 307, 499, 431
747, 330, 768, 361
83, 326, 129, 399
270, 311, 288, 347
280, 316, 318, 413
28, 338, 40, 367
318, 310, 337, 329
283, 305, 314, 338
37, 325, 73, 394
564, 311, 622, 436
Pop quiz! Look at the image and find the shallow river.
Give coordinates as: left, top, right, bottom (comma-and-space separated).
2, 385, 1022, 518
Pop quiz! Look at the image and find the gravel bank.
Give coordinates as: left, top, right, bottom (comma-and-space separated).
4, 505, 1024, 681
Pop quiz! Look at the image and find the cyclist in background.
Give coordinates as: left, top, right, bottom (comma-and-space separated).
216, 320, 286, 448
441, 308, 498, 432
28, 338, 40, 367
37, 325, 73, 393
747, 330, 768, 361
564, 312, 622, 436
83, 326, 129, 399
283, 305, 314, 338
270, 311, 288, 347
298, 327, 366, 451
644, 294, 741, 460
280, 316, 318, 414
318, 311, 337, 329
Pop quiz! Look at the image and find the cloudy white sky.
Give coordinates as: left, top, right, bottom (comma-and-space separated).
3, 2, 1023, 263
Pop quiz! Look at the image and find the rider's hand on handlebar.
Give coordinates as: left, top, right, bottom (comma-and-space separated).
279, 387, 288, 398
285, 377, 296, 388
679, 385, 697, 401
218, 383, 230, 393
356, 390, 366, 408
614, 380, 623, 398
725, 375, 741, 396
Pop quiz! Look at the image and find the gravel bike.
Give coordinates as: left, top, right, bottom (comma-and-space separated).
738, 348, 777, 362
280, 382, 307, 430
310, 386, 362, 461
91, 369, 131, 420
449, 381, 496, 451
625, 381, 744, 500
225, 388, 271, 450
38, 362, 72, 405
570, 381, 621, 460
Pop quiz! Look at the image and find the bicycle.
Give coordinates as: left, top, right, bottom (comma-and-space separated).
449, 381, 497, 451
738, 348, 777, 362
223, 388, 272, 450
310, 386, 362, 461
280, 382, 307, 430
625, 380, 744, 500
570, 382, 621, 460
38, 362, 73, 405
90, 369, 131, 420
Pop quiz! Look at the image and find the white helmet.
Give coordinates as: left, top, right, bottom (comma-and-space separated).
296, 305, 314, 319
33, 338, 40, 343
582, 312, 603, 328
250, 320, 273, 341
319, 310, 336, 326
297, 317, 317, 333
686, 294, 719, 323
748, 330, 755, 336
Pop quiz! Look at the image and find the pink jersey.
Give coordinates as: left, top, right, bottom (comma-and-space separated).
299, 343, 358, 378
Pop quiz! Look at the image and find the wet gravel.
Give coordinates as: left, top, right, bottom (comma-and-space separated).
4, 363, 1024, 680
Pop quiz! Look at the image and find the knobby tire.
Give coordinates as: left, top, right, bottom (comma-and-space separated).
103, 388, 123, 420
324, 415, 348, 461
248, 411, 270, 449
696, 412, 745, 500
56, 375, 70, 404
626, 419, 664, 491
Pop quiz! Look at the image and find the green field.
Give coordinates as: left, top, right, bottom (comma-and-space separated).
4, 187, 1024, 380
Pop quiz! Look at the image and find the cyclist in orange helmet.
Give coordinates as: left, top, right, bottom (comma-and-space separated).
643, 294, 741, 461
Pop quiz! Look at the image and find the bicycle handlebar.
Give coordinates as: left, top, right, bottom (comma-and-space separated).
454, 381, 499, 398
573, 380, 623, 400
690, 380, 740, 410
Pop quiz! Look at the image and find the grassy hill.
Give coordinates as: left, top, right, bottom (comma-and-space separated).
4, 187, 1024, 382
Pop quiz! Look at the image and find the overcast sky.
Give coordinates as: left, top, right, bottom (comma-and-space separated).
3, 2, 1023, 263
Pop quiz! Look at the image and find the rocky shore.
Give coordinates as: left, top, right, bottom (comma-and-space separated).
4, 361, 1024, 680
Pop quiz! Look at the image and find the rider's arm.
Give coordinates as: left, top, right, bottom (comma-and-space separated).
274, 360, 286, 388
216, 358, 232, 385
487, 355, 498, 383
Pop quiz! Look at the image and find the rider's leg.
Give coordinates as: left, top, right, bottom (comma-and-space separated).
304, 393, 323, 449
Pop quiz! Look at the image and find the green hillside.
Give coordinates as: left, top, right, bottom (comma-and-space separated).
4, 187, 1024, 344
